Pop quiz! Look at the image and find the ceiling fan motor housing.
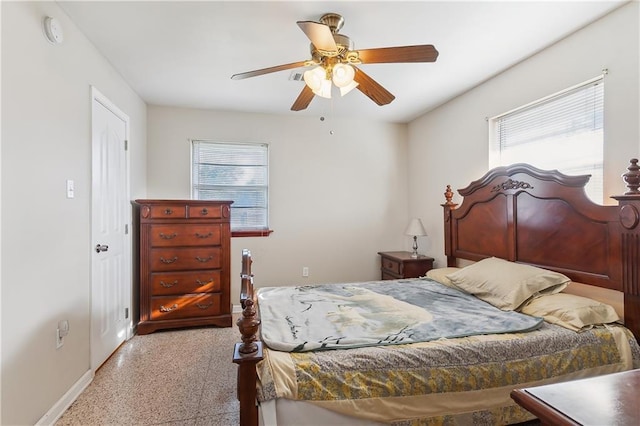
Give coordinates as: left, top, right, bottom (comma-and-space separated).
319, 13, 345, 33
310, 34, 353, 59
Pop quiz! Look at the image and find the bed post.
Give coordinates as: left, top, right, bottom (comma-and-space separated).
233, 249, 263, 426
612, 159, 640, 341
442, 185, 458, 267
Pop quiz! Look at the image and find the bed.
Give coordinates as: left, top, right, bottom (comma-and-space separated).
233, 160, 640, 426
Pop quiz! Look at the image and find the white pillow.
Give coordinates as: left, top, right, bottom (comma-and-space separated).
521, 293, 620, 331
446, 257, 569, 311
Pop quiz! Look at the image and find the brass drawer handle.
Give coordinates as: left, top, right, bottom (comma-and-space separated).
195, 232, 213, 239
163, 208, 174, 215
159, 304, 178, 312
196, 302, 213, 310
160, 280, 178, 288
196, 278, 213, 285
160, 256, 178, 264
159, 232, 177, 240
196, 256, 213, 263
200, 208, 209, 216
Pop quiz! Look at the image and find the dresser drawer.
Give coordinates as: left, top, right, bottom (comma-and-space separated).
146, 204, 187, 219
150, 293, 222, 320
188, 204, 228, 219
149, 224, 222, 247
150, 247, 222, 271
381, 257, 402, 275
381, 270, 401, 280
150, 270, 222, 296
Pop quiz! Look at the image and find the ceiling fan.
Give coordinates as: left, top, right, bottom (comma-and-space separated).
231, 13, 439, 111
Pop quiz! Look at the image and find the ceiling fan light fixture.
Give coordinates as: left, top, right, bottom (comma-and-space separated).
332, 63, 355, 88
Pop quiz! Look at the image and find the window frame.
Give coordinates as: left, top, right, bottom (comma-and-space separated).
488, 74, 605, 203
190, 140, 273, 238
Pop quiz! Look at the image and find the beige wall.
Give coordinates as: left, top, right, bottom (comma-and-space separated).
408, 2, 640, 269
1, 2, 147, 424
147, 106, 410, 298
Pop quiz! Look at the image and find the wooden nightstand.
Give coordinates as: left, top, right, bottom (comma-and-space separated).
378, 251, 434, 280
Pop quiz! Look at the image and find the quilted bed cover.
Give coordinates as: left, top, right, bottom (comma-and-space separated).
258, 278, 543, 352
255, 279, 640, 425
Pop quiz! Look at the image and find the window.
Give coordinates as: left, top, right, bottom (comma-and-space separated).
489, 76, 604, 203
191, 141, 271, 236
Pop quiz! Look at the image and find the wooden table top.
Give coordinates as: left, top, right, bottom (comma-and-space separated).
511, 369, 640, 426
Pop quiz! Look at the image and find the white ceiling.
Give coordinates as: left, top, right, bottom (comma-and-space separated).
58, 1, 626, 123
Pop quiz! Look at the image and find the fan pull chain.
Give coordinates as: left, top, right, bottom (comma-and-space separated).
329, 93, 335, 135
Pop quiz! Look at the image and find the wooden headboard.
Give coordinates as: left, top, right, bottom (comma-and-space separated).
442, 161, 640, 340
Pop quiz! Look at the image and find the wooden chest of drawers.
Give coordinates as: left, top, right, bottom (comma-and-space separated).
134, 199, 233, 334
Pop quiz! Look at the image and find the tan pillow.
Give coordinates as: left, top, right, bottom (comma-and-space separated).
446, 257, 569, 311
426, 267, 460, 288
521, 293, 620, 331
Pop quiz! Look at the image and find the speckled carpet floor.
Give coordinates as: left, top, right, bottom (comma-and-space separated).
56, 323, 240, 426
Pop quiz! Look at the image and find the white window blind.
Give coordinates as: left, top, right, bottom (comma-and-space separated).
489, 76, 604, 203
192, 141, 269, 231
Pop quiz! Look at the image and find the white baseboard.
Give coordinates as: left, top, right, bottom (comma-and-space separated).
36, 369, 94, 425
232, 303, 242, 314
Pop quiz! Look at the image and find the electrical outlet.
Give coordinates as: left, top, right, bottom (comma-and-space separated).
302, 267, 309, 277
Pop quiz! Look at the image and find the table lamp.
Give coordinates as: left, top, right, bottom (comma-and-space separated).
405, 218, 427, 258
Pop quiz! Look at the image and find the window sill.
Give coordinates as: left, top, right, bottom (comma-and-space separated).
232, 229, 274, 238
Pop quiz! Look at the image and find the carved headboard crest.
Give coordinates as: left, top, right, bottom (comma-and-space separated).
490, 178, 534, 193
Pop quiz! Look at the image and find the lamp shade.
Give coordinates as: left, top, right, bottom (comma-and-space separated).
312, 79, 332, 99
332, 63, 355, 87
405, 218, 427, 237
303, 66, 325, 91
339, 80, 359, 96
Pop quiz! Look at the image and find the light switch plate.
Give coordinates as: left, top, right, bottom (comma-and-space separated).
66, 180, 75, 198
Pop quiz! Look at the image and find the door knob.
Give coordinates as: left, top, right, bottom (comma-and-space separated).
95, 244, 109, 253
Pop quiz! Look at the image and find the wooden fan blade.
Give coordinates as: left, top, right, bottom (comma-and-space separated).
353, 67, 395, 106
231, 61, 308, 80
357, 45, 439, 64
297, 21, 338, 54
291, 85, 315, 111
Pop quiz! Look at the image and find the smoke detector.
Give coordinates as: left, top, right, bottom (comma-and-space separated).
43, 16, 64, 44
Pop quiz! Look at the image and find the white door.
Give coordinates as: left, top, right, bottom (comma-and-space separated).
91, 87, 131, 370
